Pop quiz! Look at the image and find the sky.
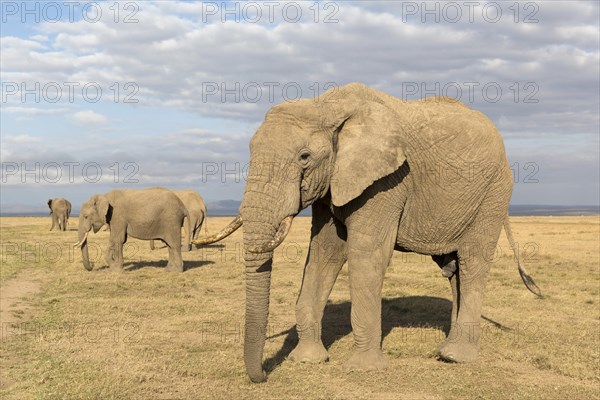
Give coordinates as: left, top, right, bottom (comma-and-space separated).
1, 0, 599, 214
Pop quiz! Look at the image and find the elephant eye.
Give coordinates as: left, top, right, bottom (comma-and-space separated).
299, 150, 311, 163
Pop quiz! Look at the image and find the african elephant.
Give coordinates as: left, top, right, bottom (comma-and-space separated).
195, 83, 541, 383
150, 189, 207, 251
48, 198, 71, 231
74, 187, 191, 272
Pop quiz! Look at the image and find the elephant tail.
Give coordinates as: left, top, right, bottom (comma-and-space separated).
504, 217, 543, 298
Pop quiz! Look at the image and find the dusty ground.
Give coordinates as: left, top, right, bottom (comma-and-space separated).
0, 216, 598, 399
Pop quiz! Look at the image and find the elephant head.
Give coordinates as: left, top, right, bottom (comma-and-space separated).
196, 83, 411, 382
74, 194, 111, 271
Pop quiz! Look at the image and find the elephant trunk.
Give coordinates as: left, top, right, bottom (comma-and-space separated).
242, 215, 277, 383
240, 169, 300, 382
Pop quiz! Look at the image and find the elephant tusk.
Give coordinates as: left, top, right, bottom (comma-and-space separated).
192, 215, 243, 245
247, 215, 294, 253
73, 231, 89, 248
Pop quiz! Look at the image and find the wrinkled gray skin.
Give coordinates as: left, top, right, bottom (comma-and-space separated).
77, 188, 190, 272
150, 189, 206, 251
48, 198, 71, 231
203, 83, 540, 383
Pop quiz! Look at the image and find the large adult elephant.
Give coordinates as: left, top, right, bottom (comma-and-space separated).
150, 189, 206, 251
74, 187, 190, 272
48, 198, 72, 231
195, 83, 541, 382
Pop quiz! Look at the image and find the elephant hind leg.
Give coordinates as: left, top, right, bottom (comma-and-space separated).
438, 249, 492, 363
438, 193, 508, 362
164, 231, 184, 273
165, 246, 184, 272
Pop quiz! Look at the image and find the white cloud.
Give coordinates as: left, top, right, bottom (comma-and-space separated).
73, 110, 108, 125
0, 36, 45, 50
3, 107, 69, 115
0, 1, 598, 205
3, 134, 42, 143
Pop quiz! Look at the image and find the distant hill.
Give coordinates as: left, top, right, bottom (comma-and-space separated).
206, 200, 242, 216
508, 205, 600, 216
1, 202, 598, 217
205, 200, 311, 216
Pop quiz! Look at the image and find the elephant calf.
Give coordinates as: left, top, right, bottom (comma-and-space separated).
48, 198, 71, 231
74, 188, 191, 272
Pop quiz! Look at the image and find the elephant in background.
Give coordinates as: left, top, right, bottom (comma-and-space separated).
150, 189, 207, 251
195, 83, 541, 382
48, 198, 71, 231
74, 187, 191, 272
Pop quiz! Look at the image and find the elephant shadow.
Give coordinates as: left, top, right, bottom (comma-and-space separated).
151, 243, 226, 250
122, 259, 215, 271
194, 243, 226, 250
263, 296, 509, 374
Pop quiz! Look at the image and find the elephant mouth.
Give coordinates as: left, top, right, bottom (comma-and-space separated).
246, 215, 294, 253
191, 214, 295, 254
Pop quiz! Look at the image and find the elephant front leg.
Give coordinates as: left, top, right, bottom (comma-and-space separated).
438, 251, 490, 363
289, 202, 347, 364
105, 230, 125, 271
105, 241, 124, 271
344, 228, 397, 371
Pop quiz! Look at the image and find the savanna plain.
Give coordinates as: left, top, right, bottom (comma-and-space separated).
0, 216, 598, 399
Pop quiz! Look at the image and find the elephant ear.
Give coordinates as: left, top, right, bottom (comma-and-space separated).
94, 195, 111, 225
330, 101, 408, 207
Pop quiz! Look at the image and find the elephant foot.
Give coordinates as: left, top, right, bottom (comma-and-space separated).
165, 262, 184, 273
437, 341, 479, 363
288, 340, 329, 363
344, 348, 389, 371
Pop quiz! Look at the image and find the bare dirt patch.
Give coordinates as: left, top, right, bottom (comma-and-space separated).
0, 271, 42, 390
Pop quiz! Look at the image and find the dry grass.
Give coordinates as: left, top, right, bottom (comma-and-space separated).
0, 216, 598, 399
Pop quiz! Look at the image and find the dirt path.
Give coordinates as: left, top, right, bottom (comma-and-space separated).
0, 271, 42, 390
